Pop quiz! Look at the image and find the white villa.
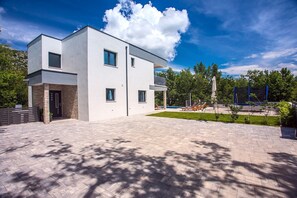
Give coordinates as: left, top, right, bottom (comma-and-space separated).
26, 26, 167, 124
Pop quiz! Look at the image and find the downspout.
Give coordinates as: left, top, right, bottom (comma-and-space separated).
125, 46, 129, 116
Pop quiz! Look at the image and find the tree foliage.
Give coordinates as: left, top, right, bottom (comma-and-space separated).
0, 44, 28, 108
156, 62, 297, 106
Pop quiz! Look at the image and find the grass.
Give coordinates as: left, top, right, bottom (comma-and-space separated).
148, 112, 280, 126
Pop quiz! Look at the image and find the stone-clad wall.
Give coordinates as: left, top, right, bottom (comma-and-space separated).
32, 84, 78, 120
32, 85, 44, 109
62, 85, 78, 119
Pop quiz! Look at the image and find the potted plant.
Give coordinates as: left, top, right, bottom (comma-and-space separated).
39, 108, 44, 122
50, 112, 53, 122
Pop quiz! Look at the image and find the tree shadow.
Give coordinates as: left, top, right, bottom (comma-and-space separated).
1, 137, 296, 197
268, 152, 297, 197
0, 142, 32, 155
0, 128, 7, 133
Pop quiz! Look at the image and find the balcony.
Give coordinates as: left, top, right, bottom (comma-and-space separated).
154, 75, 166, 86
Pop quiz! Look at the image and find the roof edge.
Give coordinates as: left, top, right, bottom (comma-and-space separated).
27, 25, 167, 62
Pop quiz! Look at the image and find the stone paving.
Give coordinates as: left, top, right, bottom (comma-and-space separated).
0, 115, 296, 198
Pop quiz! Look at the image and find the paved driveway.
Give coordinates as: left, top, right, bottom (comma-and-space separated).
0, 115, 296, 198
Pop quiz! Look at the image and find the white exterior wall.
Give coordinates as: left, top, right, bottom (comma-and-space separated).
28, 27, 160, 122
128, 55, 155, 115
87, 28, 128, 121
41, 36, 62, 71
28, 38, 42, 74
62, 29, 89, 121
28, 35, 62, 74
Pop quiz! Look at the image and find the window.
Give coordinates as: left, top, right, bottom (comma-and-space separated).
104, 50, 117, 66
131, 57, 135, 67
49, 52, 61, 68
138, 90, 146, 102
106, 88, 115, 101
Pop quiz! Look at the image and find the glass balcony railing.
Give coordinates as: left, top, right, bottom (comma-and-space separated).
154, 75, 166, 86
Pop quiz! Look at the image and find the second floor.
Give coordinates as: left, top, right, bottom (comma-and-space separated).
27, 26, 167, 87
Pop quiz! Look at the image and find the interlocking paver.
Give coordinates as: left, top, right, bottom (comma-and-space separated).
0, 115, 296, 197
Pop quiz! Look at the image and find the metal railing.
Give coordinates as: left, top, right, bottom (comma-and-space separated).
154, 75, 166, 86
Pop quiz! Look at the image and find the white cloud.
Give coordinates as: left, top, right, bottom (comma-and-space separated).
102, 0, 190, 61
155, 63, 194, 74
276, 63, 297, 76
244, 54, 258, 59
0, 6, 68, 47
0, 18, 67, 46
220, 64, 263, 75
261, 48, 297, 59
221, 63, 230, 66
220, 62, 297, 76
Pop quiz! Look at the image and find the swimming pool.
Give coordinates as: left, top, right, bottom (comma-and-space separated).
160, 106, 182, 109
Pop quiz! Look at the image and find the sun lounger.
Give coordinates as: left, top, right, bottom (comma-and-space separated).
181, 102, 198, 111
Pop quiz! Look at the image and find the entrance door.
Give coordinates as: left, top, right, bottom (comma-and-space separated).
49, 91, 62, 118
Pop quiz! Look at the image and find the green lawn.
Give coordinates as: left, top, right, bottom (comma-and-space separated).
148, 111, 280, 126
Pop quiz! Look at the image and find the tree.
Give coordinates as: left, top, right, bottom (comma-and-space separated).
176, 69, 195, 105
156, 63, 296, 106
292, 78, 297, 102
210, 63, 220, 78
279, 68, 294, 101
193, 62, 206, 76
0, 44, 28, 108
217, 76, 235, 105
246, 70, 268, 88
156, 68, 179, 106
235, 75, 248, 87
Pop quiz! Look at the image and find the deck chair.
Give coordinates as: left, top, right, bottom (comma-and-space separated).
181, 102, 198, 111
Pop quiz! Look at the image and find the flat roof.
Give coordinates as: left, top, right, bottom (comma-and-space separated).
27, 25, 167, 63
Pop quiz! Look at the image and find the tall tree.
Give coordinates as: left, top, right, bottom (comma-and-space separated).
246, 70, 268, 88
0, 44, 28, 108
279, 68, 294, 101
176, 69, 195, 105
193, 62, 206, 76
217, 76, 235, 105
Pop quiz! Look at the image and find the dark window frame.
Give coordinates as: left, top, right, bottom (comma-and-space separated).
106, 88, 116, 101
104, 49, 117, 67
138, 90, 146, 103
48, 52, 61, 68
131, 57, 135, 67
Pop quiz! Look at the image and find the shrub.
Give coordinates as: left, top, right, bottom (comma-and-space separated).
261, 101, 275, 125
230, 105, 242, 123
277, 101, 296, 127
215, 113, 220, 121
244, 117, 250, 124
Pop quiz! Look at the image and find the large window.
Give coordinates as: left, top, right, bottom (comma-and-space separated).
49, 52, 61, 68
104, 50, 117, 66
138, 90, 146, 102
106, 88, 115, 101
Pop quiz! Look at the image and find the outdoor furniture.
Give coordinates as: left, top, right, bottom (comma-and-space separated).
194, 103, 207, 111
182, 102, 207, 111
155, 105, 161, 110
181, 102, 199, 111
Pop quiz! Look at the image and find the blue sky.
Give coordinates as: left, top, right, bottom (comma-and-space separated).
1, 0, 297, 75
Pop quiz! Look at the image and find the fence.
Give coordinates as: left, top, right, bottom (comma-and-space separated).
0, 107, 40, 126
293, 102, 297, 129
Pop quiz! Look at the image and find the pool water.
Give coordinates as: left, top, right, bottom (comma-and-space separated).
160, 106, 182, 109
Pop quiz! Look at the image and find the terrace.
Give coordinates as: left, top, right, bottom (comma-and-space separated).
0, 115, 296, 197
